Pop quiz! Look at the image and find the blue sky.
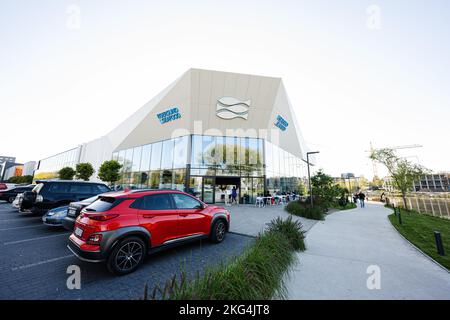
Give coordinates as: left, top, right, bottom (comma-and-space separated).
1, 0, 449, 178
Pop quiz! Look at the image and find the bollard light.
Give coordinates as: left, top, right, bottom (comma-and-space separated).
434, 231, 445, 256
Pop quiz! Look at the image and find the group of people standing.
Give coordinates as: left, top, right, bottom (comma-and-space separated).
353, 191, 366, 208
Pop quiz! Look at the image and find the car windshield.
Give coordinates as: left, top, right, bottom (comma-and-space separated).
84, 197, 117, 212
32, 183, 44, 193
83, 196, 98, 203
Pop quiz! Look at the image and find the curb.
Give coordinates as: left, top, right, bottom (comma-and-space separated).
228, 231, 257, 239
386, 212, 450, 274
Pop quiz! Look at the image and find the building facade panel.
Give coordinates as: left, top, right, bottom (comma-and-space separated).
36, 69, 310, 203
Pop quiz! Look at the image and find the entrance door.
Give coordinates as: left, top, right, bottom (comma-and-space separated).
202, 177, 214, 204
215, 177, 240, 204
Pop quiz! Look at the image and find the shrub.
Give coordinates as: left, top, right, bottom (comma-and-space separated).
266, 216, 306, 251
75, 162, 94, 181
152, 217, 304, 300
285, 201, 325, 220
58, 167, 75, 180
8, 175, 33, 184
98, 160, 122, 186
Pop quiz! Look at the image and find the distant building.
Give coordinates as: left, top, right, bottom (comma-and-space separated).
2, 163, 23, 181
0, 156, 18, 181
0, 156, 16, 164
22, 161, 37, 176
413, 172, 449, 192
383, 172, 450, 192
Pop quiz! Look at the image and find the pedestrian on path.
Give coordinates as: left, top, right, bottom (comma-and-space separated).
231, 186, 238, 205
358, 192, 366, 208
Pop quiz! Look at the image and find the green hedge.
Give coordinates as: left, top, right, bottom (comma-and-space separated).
157, 216, 304, 300
285, 201, 325, 220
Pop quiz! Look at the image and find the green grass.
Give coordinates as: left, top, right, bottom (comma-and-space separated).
388, 207, 450, 270
154, 217, 304, 300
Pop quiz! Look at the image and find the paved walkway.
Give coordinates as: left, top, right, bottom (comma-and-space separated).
286, 202, 450, 300
227, 204, 318, 237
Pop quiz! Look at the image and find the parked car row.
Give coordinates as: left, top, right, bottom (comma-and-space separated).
0, 184, 35, 203
4, 180, 231, 275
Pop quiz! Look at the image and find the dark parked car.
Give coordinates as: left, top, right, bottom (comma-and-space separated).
61, 196, 98, 230
20, 180, 110, 214
0, 185, 35, 203
42, 205, 69, 226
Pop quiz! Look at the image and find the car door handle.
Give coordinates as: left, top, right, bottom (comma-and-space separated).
143, 214, 155, 219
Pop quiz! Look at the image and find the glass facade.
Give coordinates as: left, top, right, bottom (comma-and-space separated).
113, 135, 307, 204
34, 147, 80, 180
113, 136, 188, 191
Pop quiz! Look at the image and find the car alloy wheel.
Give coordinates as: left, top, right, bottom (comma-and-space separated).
215, 221, 226, 242
115, 241, 143, 272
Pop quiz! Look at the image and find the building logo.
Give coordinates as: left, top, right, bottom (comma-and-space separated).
274, 115, 289, 131
216, 97, 251, 120
157, 107, 181, 124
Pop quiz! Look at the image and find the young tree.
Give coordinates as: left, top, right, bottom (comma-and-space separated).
75, 162, 94, 181
58, 167, 76, 180
370, 148, 428, 209
311, 169, 341, 208
98, 160, 122, 187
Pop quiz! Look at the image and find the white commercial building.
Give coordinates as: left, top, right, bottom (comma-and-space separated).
34, 69, 311, 204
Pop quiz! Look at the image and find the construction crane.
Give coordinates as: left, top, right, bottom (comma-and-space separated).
366, 143, 423, 179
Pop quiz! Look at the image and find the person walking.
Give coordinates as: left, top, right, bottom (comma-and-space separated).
231, 186, 238, 205
358, 191, 366, 208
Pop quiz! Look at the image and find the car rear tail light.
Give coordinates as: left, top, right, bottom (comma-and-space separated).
86, 234, 103, 245
87, 214, 119, 221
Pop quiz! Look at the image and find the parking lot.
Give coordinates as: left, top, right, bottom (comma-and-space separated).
0, 202, 252, 300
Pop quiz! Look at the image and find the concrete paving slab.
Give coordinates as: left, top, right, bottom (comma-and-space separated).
227, 204, 318, 236
286, 202, 450, 300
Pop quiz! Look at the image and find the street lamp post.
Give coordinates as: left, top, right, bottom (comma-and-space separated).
306, 151, 320, 207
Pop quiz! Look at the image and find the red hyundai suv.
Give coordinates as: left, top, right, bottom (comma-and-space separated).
67, 189, 230, 275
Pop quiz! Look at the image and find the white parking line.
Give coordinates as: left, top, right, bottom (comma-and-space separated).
0, 224, 47, 231
3, 232, 71, 245
11, 255, 74, 271
0, 217, 41, 223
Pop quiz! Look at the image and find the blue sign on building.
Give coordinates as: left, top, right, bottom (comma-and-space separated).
274, 115, 289, 131
157, 107, 181, 124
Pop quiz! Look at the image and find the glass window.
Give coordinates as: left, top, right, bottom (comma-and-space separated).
117, 150, 125, 167
191, 135, 203, 166
150, 142, 162, 170
124, 148, 133, 172
149, 170, 161, 188
172, 193, 202, 209
203, 136, 216, 165
265, 141, 273, 173
69, 184, 93, 194
85, 197, 118, 212
173, 169, 186, 191
239, 137, 248, 166
160, 169, 173, 188
161, 139, 175, 169
215, 136, 225, 166
141, 194, 174, 210
140, 144, 152, 172
224, 136, 237, 167
48, 183, 69, 193
94, 184, 111, 193
173, 136, 188, 169
131, 146, 142, 172
248, 138, 258, 165
112, 152, 119, 161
